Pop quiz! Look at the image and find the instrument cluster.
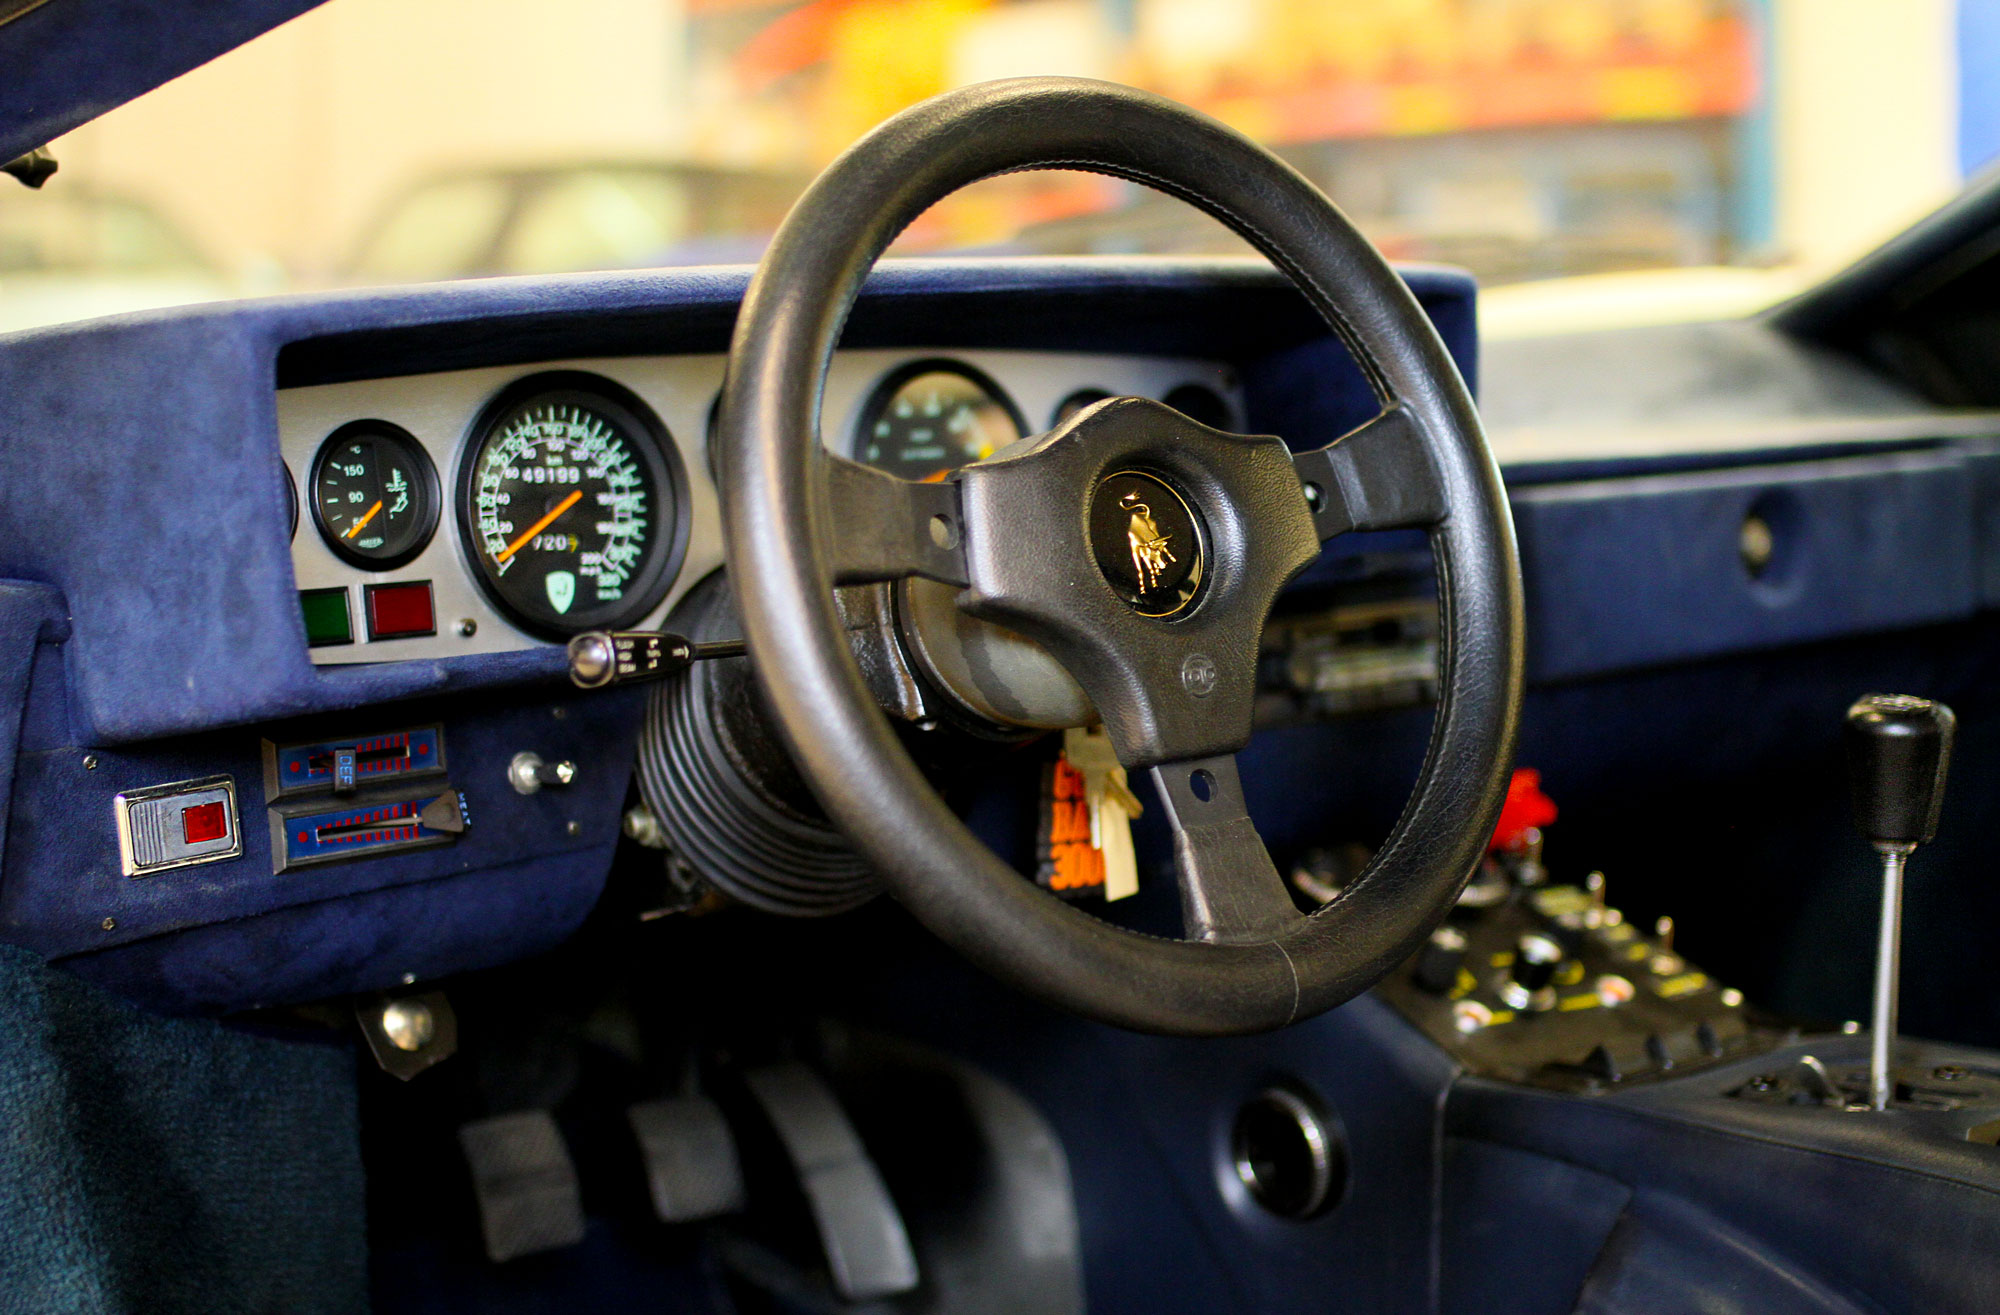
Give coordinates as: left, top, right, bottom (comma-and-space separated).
280, 350, 1240, 665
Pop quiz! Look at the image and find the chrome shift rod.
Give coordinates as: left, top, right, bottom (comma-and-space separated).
1843, 694, 1954, 1112
1868, 844, 1908, 1112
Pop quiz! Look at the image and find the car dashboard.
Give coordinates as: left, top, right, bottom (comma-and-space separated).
2, 253, 1996, 1032
10, 250, 2000, 1313
0, 258, 1454, 1013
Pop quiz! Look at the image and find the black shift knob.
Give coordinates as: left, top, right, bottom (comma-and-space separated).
1844, 694, 1955, 847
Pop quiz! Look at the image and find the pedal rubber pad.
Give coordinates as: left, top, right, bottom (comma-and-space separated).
744, 1062, 919, 1302
628, 1095, 747, 1224
458, 1110, 586, 1262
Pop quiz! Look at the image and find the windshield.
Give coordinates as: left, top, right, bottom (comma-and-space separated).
12, 0, 1988, 336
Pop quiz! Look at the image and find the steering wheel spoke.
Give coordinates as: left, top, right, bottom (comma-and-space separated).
1293, 405, 1447, 541
1148, 754, 1301, 944
823, 453, 969, 587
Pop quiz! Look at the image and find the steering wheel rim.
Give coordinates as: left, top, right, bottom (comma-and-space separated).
719, 77, 1523, 1036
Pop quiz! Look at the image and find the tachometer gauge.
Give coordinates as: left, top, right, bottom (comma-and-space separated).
458, 374, 687, 640
310, 421, 439, 569
854, 360, 1026, 482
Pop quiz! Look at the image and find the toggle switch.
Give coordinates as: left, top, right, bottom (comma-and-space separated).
509, 751, 577, 796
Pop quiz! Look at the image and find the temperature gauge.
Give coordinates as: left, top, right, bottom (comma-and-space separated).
310, 421, 440, 570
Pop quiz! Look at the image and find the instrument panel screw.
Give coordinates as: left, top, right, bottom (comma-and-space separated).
100, 916, 115, 931
565, 820, 581, 837
82, 755, 98, 770
456, 618, 477, 638
1935, 1065, 1970, 1081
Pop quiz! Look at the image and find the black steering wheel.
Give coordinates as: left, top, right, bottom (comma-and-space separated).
718, 78, 1523, 1036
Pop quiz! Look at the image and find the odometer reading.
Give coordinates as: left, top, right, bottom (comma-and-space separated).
460, 376, 685, 639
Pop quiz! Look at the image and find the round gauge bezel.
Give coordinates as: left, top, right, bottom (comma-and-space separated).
309, 419, 441, 570
850, 357, 1029, 478
1052, 388, 1112, 428
1162, 382, 1236, 431
456, 371, 690, 642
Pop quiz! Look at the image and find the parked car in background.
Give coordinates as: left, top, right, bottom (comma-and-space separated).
341, 161, 810, 283
0, 187, 230, 332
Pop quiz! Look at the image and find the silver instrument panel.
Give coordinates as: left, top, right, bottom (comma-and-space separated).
279, 349, 1242, 665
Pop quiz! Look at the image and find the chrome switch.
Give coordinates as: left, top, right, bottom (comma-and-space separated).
114, 774, 243, 877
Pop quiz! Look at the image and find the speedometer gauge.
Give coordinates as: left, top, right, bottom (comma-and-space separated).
854, 360, 1026, 482
458, 373, 687, 640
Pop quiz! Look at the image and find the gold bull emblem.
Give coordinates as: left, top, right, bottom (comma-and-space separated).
1121, 491, 1176, 593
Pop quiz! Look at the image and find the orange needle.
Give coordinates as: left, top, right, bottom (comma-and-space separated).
497, 488, 583, 563
343, 500, 383, 539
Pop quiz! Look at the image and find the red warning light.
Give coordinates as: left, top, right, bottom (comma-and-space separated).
182, 801, 229, 845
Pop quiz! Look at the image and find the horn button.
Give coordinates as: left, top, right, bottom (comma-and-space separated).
1089, 470, 1205, 617
951, 395, 1321, 767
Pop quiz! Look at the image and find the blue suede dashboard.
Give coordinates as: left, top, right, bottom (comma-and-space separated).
0, 256, 1992, 1015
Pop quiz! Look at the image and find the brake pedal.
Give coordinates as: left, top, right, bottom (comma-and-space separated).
628, 1095, 747, 1223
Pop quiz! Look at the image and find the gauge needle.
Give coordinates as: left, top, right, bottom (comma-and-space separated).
343, 500, 383, 539
498, 488, 582, 563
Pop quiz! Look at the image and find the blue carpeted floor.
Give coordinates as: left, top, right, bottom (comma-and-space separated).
0, 943, 366, 1313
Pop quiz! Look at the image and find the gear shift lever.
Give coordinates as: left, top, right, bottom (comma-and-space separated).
1844, 694, 1954, 1111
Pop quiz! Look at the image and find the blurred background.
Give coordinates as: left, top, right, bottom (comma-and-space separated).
10, 0, 2000, 337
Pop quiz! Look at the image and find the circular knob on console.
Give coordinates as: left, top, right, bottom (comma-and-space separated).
1411, 925, 1468, 994
1499, 933, 1564, 1013
1511, 933, 1563, 992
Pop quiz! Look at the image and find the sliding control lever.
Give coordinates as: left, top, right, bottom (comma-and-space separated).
1844, 694, 1955, 1111
566, 630, 746, 689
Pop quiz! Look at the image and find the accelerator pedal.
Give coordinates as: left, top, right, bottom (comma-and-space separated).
744, 1061, 919, 1302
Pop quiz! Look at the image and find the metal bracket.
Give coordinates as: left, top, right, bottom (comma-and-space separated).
2, 145, 55, 188
354, 990, 457, 1081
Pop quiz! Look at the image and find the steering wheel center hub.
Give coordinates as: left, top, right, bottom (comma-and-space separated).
1088, 469, 1205, 618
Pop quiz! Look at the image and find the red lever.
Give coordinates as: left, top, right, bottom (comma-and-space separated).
1491, 767, 1557, 853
